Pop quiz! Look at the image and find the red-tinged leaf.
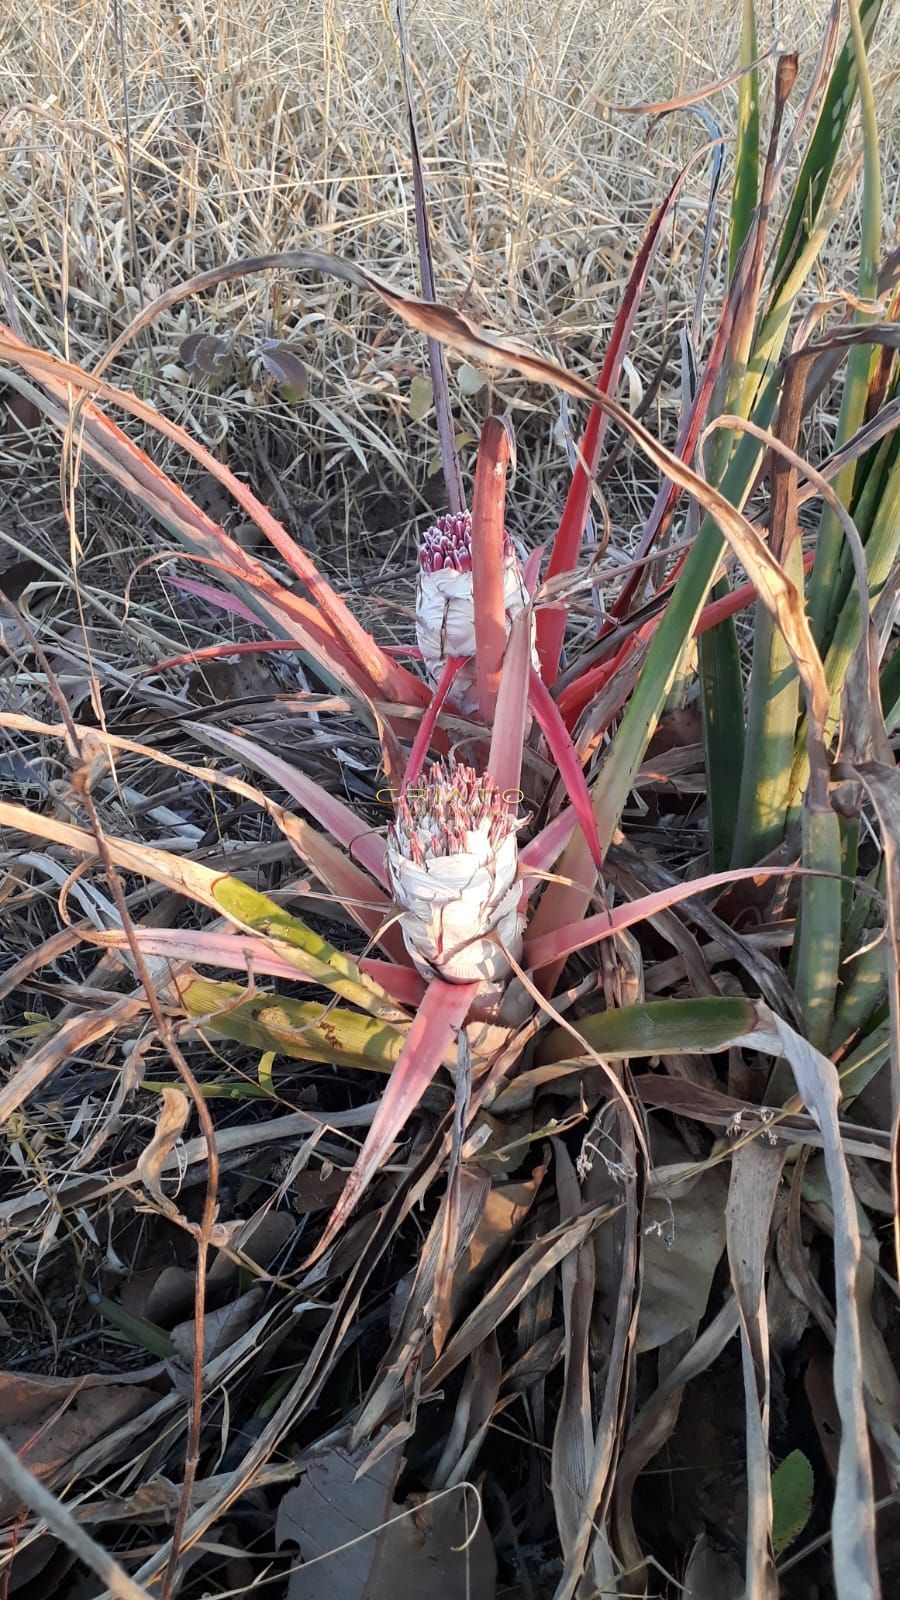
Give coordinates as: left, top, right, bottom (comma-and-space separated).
165, 569, 371, 690
87, 927, 426, 1008
148, 637, 299, 674
472, 418, 512, 721
165, 574, 263, 626
557, 550, 817, 727
185, 722, 391, 890
528, 668, 602, 868
537, 166, 690, 684
519, 807, 578, 877
556, 633, 644, 728
694, 550, 816, 635
402, 656, 465, 792
523, 543, 545, 596
309, 979, 477, 1259
358, 960, 424, 1009
0, 798, 404, 1021
488, 609, 533, 796
525, 863, 809, 970
0, 322, 427, 709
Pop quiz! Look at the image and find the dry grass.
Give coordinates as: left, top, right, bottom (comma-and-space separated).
1, 3, 900, 1596
2, 0, 898, 562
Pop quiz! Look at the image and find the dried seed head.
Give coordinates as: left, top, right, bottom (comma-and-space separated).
388, 761, 525, 985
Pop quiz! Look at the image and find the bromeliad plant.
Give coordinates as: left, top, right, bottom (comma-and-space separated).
1, 1, 899, 1594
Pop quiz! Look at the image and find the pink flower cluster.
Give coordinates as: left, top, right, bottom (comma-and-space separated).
417, 511, 515, 574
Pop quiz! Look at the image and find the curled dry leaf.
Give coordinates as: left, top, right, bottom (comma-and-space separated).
136, 1086, 190, 1209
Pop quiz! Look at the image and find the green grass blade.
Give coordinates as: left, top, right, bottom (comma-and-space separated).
807, 0, 883, 648
732, 363, 805, 865
771, 0, 884, 289
729, 0, 760, 276
831, 940, 887, 1055
768, 797, 843, 1107
699, 588, 745, 869
828, 431, 900, 639
788, 452, 900, 809
881, 639, 900, 731
732, 600, 801, 865
793, 801, 843, 1052
837, 1019, 891, 1100
592, 422, 773, 857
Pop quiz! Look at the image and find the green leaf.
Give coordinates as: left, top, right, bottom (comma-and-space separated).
457, 362, 487, 396
699, 585, 745, 870
793, 801, 843, 1052
211, 876, 404, 1022
181, 978, 408, 1071
771, 0, 884, 289
258, 1050, 276, 1096
728, 0, 760, 276
807, 0, 884, 648
771, 1449, 815, 1555
408, 373, 433, 421
542, 996, 759, 1064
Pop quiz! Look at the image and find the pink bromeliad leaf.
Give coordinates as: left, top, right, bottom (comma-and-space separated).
523, 543, 545, 597
536, 164, 694, 686
309, 978, 477, 1259
525, 863, 807, 970
471, 418, 513, 722
528, 668, 602, 868
488, 608, 533, 797
90, 927, 426, 1008
185, 723, 390, 890
0, 321, 429, 709
402, 655, 465, 793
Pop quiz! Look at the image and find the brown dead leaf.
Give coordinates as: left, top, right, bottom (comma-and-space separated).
0, 1372, 154, 1520
615, 1129, 726, 1353
683, 1532, 743, 1598
367, 1489, 496, 1600
431, 1333, 502, 1491
169, 1287, 265, 1366
276, 1438, 402, 1600
550, 1140, 599, 1585
449, 1161, 548, 1325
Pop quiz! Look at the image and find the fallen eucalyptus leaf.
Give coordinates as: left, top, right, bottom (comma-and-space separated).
772, 1449, 815, 1554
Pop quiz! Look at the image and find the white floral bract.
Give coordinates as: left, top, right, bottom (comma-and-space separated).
415, 511, 532, 716
387, 763, 524, 985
